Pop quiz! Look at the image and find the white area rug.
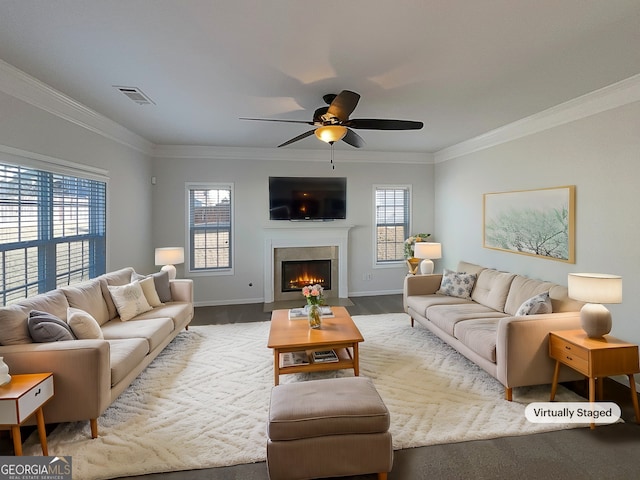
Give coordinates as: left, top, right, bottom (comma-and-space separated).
23, 313, 585, 479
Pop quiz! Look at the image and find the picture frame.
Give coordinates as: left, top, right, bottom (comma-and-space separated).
483, 185, 575, 263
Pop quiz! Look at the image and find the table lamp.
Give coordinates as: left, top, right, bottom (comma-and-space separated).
413, 242, 442, 275
155, 247, 185, 280
567, 273, 622, 338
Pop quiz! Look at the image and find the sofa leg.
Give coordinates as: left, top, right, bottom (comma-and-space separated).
505, 387, 513, 401
410, 317, 414, 327
378, 473, 388, 480
90, 419, 98, 438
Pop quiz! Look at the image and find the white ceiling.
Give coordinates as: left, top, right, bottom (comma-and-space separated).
0, 0, 639, 153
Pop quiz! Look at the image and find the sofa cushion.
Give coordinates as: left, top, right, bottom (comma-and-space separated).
14, 290, 70, 322
67, 307, 104, 340
62, 279, 110, 326
427, 304, 508, 336
108, 281, 153, 321
131, 302, 193, 331
504, 275, 557, 316
107, 338, 149, 386
471, 269, 516, 312
437, 269, 477, 299
454, 319, 500, 362
515, 291, 552, 316
101, 317, 174, 352
0, 305, 32, 345
101, 267, 136, 286
28, 310, 76, 342
132, 270, 172, 303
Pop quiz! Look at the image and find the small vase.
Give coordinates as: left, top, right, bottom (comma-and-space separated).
0, 357, 11, 386
307, 304, 322, 329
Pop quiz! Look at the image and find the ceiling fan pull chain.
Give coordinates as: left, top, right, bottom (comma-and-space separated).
330, 142, 335, 169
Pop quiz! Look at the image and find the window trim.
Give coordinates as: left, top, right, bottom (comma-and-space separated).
185, 182, 235, 277
372, 184, 412, 268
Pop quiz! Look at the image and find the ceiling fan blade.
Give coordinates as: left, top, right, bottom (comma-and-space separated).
347, 119, 424, 130
277, 129, 316, 147
342, 129, 365, 148
240, 117, 314, 125
326, 90, 360, 122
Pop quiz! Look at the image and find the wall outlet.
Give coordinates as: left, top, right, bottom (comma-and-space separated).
363, 273, 373, 281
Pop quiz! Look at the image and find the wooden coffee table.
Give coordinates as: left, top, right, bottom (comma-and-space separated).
267, 306, 364, 385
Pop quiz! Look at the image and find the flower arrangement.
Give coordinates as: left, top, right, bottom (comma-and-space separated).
404, 233, 431, 259
302, 284, 324, 306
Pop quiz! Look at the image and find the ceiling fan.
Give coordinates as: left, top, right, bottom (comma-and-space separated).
241, 90, 423, 148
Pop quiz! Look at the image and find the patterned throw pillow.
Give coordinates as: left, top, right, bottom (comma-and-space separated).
437, 269, 477, 299
516, 291, 552, 316
108, 281, 153, 321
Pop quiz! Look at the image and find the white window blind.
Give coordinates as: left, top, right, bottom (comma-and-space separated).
375, 185, 411, 263
188, 184, 233, 271
0, 162, 106, 305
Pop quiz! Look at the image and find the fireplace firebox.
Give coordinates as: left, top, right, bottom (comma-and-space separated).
281, 260, 332, 292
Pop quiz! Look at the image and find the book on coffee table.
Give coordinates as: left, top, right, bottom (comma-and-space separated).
288, 306, 334, 319
311, 350, 339, 363
280, 351, 310, 367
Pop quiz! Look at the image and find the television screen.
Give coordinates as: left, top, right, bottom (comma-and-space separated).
269, 177, 347, 220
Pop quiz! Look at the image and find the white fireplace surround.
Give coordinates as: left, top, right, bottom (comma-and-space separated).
263, 224, 352, 303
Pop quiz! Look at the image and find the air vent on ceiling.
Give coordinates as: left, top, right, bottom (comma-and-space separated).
113, 86, 155, 105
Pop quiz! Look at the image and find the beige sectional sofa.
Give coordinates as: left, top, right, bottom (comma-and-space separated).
0, 267, 193, 437
404, 261, 585, 401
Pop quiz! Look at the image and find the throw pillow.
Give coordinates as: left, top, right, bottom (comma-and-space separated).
139, 276, 164, 307
131, 270, 172, 303
67, 307, 104, 340
108, 281, 153, 321
516, 291, 552, 316
28, 310, 76, 342
437, 269, 477, 299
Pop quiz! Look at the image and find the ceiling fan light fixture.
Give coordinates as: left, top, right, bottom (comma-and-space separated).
315, 125, 347, 144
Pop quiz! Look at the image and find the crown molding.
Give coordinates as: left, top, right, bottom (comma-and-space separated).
152, 144, 434, 164
0, 59, 154, 155
435, 73, 640, 163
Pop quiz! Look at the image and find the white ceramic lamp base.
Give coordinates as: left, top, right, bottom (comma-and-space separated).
419, 259, 435, 275
161, 264, 177, 280
580, 303, 612, 338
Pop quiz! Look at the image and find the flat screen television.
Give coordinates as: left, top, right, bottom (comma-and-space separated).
269, 177, 347, 220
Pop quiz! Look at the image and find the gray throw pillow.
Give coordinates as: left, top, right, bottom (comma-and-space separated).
28, 310, 76, 342
516, 291, 552, 316
131, 270, 172, 303
436, 269, 477, 299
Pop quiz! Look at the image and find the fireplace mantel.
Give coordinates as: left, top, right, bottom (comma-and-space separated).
263, 224, 353, 303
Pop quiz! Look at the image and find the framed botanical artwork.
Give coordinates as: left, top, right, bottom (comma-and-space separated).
483, 185, 575, 263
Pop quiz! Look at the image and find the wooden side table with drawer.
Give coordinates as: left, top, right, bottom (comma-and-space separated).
549, 330, 640, 429
0, 372, 54, 455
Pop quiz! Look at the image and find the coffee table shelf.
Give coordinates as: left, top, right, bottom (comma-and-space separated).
268, 307, 364, 385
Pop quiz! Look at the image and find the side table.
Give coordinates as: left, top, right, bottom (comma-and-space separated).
0, 372, 54, 455
549, 330, 640, 429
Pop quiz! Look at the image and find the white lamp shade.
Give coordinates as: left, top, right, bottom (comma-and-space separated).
315, 125, 347, 143
155, 247, 185, 266
567, 273, 622, 304
413, 242, 442, 260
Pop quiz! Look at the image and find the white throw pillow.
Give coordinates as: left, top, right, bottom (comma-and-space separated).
108, 281, 153, 321
67, 307, 104, 339
515, 291, 552, 316
139, 276, 163, 307
437, 269, 477, 299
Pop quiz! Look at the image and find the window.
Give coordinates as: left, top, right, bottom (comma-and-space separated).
187, 183, 233, 272
0, 162, 106, 305
374, 185, 411, 264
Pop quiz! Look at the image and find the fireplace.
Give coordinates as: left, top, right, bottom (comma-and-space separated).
282, 259, 332, 292
263, 225, 352, 303
273, 245, 338, 302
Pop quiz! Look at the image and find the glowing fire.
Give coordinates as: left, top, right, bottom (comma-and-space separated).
288, 274, 326, 289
